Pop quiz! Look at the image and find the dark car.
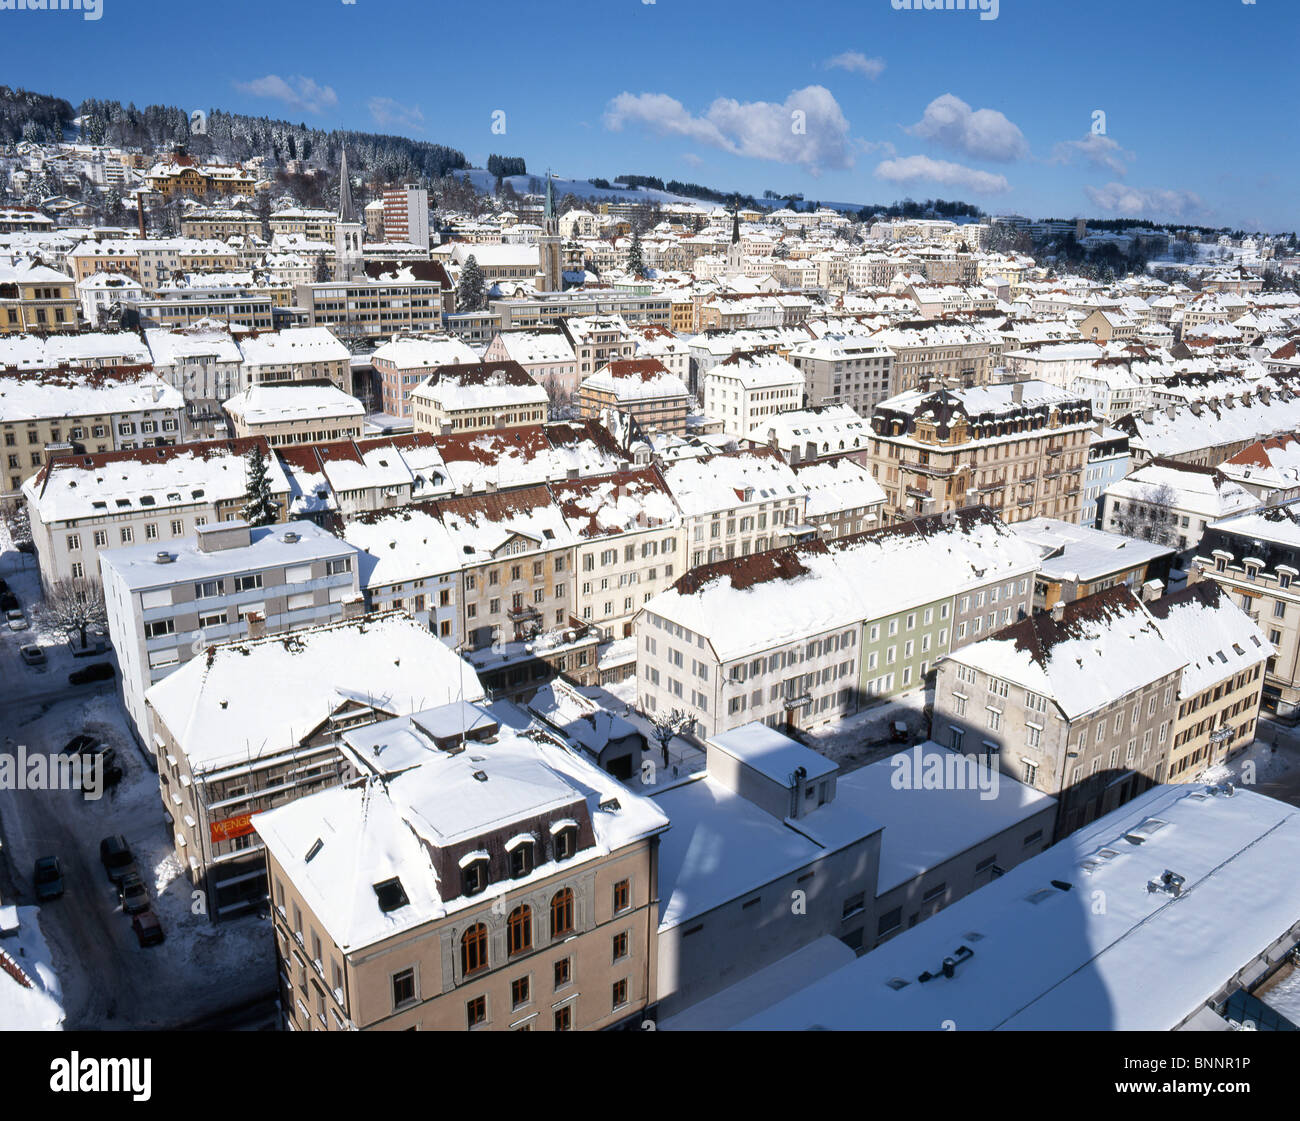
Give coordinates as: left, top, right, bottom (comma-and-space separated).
0, 591, 17, 612
131, 910, 164, 947
99, 834, 136, 885
34, 856, 64, 901
62, 733, 99, 755
118, 873, 149, 915
69, 662, 115, 686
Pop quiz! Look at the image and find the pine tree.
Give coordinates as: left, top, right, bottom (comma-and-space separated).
626, 229, 645, 279
457, 254, 485, 312
241, 444, 278, 527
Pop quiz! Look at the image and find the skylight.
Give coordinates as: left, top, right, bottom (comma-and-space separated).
373, 877, 409, 913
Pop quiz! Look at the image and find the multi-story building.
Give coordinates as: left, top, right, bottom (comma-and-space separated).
144, 324, 245, 430
180, 209, 264, 242
0, 260, 79, 334
871, 321, 999, 394
933, 586, 1186, 839
23, 438, 291, 588
744, 404, 873, 467
293, 262, 455, 338
788, 335, 895, 414
702, 349, 805, 438
146, 613, 485, 919
381, 185, 430, 249
409, 362, 549, 435
791, 456, 886, 541
1081, 424, 1129, 527
1101, 459, 1258, 552
224, 385, 365, 447
101, 518, 363, 740
268, 208, 338, 244
145, 160, 256, 198
255, 703, 668, 1030
1191, 501, 1300, 717
868, 380, 1094, 524
493, 291, 671, 331
551, 467, 683, 641
560, 314, 636, 380
578, 359, 690, 436
238, 327, 351, 391
370, 334, 479, 419
1, 367, 185, 506
1146, 581, 1269, 781
136, 289, 277, 331
483, 328, 578, 402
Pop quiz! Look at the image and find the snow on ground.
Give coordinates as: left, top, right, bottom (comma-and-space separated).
1198, 732, 1295, 788
1257, 963, 1300, 1024
578, 678, 705, 791
799, 687, 934, 772
0, 905, 66, 1030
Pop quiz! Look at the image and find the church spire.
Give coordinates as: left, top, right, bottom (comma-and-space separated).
731, 205, 740, 245
337, 149, 357, 224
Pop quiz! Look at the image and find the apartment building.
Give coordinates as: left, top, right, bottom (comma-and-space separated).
560, 314, 636, 380
1082, 424, 1130, 526
483, 328, 578, 400
410, 362, 549, 435
1, 367, 184, 506
256, 704, 668, 1030
1191, 502, 1300, 717
146, 613, 484, 919
578, 359, 690, 436
136, 290, 276, 332
745, 405, 872, 467
224, 385, 365, 447
871, 322, 999, 394
180, 209, 264, 242
551, 467, 683, 641
382, 185, 430, 248
269, 208, 338, 243
145, 160, 256, 198
788, 334, 895, 414
868, 380, 1094, 524
1101, 460, 1258, 551
293, 262, 455, 337
660, 447, 810, 569
702, 350, 805, 438
493, 292, 671, 331
1146, 581, 1269, 781
0, 260, 79, 334
370, 334, 479, 419
933, 586, 1186, 839
144, 325, 246, 410
238, 327, 351, 390
101, 518, 364, 740
791, 456, 886, 541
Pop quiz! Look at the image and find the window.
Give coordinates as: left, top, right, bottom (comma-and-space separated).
554, 958, 571, 989
613, 879, 630, 913
195, 579, 224, 599
877, 907, 902, 937
986, 707, 1001, 731
145, 619, 175, 639
554, 1006, 572, 1031
507, 906, 532, 956
234, 573, 263, 592
1275, 601, 1287, 619
466, 995, 486, 1028
511, 976, 530, 1009
553, 825, 577, 861
509, 841, 534, 879
66, 533, 80, 551
391, 968, 416, 1009
612, 979, 628, 1009
612, 931, 629, 961
1022, 760, 1038, 785
550, 889, 574, 938
461, 924, 487, 976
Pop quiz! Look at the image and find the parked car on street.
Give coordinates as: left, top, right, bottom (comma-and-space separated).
131, 910, 165, 947
34, 856, 64, 901
99, 834, 136, 885
6, 608, 27, 631
69, 662, 114, 685
118, 873, 149, 915
62, 733, 99, 755
19, 644, 46, 668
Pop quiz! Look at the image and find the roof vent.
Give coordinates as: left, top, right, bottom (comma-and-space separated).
472, 770, 488, 782
155, 551, 174, 563
282, 531, 300, 543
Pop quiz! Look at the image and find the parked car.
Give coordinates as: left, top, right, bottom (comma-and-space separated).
19, 645, 46, 668
69, 662, 114, 685
118, 873, 149, 915
33, 856, 64, 901
62, 733, 99, 755
99, 834, 136, 885
6, 609, 27, 631
890, 720, 910, 743
131, 910, 164, 947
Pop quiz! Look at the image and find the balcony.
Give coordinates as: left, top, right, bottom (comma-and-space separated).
900, 458, 960, 479
507, 602, 542, 621
906, 484, 933, 501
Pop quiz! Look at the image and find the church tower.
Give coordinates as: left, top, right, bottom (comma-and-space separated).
334, 149, 364, 282
726, 204, 744, 273
537, 172, 564, 292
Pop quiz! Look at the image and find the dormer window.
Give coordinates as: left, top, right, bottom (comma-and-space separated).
506, 835, 535, 879
550, 820, 579, 861
460, 853, 489, 897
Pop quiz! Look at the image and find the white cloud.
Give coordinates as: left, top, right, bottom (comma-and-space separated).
825, 51, 886, 79
681, 152, 704, 168
233, 74, 338, 115
368, 97, 425, 132
604, 85, 856, 174
874, 155, 1010, 194
1083, 182, 1207, 221
1051, 132, 1134, 176
905, 93, 1027, 162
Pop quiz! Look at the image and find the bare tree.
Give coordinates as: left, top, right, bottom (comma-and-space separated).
1113, 482, 1180, 547
542, 373, 577, 420
647, 707, 694, 765
42, 578, 108, 650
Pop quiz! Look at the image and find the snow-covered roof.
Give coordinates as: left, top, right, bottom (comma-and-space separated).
709, 722, 837, 785
791, 457, 886, 520
145, 325, 242, 367
371, 335, 479, 370
1008, 517, 1175, 583
1103, 463, 1258, 522
237, 327, 350, 367
1146, 581, 1271, 699
0, 367, 180, 423
583, 358, 688, 402
224, 384, 364, 424
733, 783, 1300, 1030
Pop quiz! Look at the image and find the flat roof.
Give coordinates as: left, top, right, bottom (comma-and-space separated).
708, 723, 838, 785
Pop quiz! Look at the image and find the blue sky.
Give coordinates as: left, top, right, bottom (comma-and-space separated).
4, 0, 1295, 230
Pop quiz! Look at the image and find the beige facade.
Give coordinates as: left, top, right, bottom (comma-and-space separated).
0, 263, 79, 334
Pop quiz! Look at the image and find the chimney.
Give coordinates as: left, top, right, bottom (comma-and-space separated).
1165, 404, 1176, 420
1141, 578, 1165, 603
1050, 601, 1065, 622
1012, 382, 1024, 404
1142, 408, 1154, 423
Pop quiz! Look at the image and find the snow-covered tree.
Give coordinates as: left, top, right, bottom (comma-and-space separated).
456, 254, 485, 312
647, 707, 694, 759
626, 229, 645, 279
41, 578, 107, 650
241, 444, 278, 527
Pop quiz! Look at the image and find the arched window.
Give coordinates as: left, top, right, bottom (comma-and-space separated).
461, 923, 487, 976
550, 888, 574, 938
507, 905, 532, 956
